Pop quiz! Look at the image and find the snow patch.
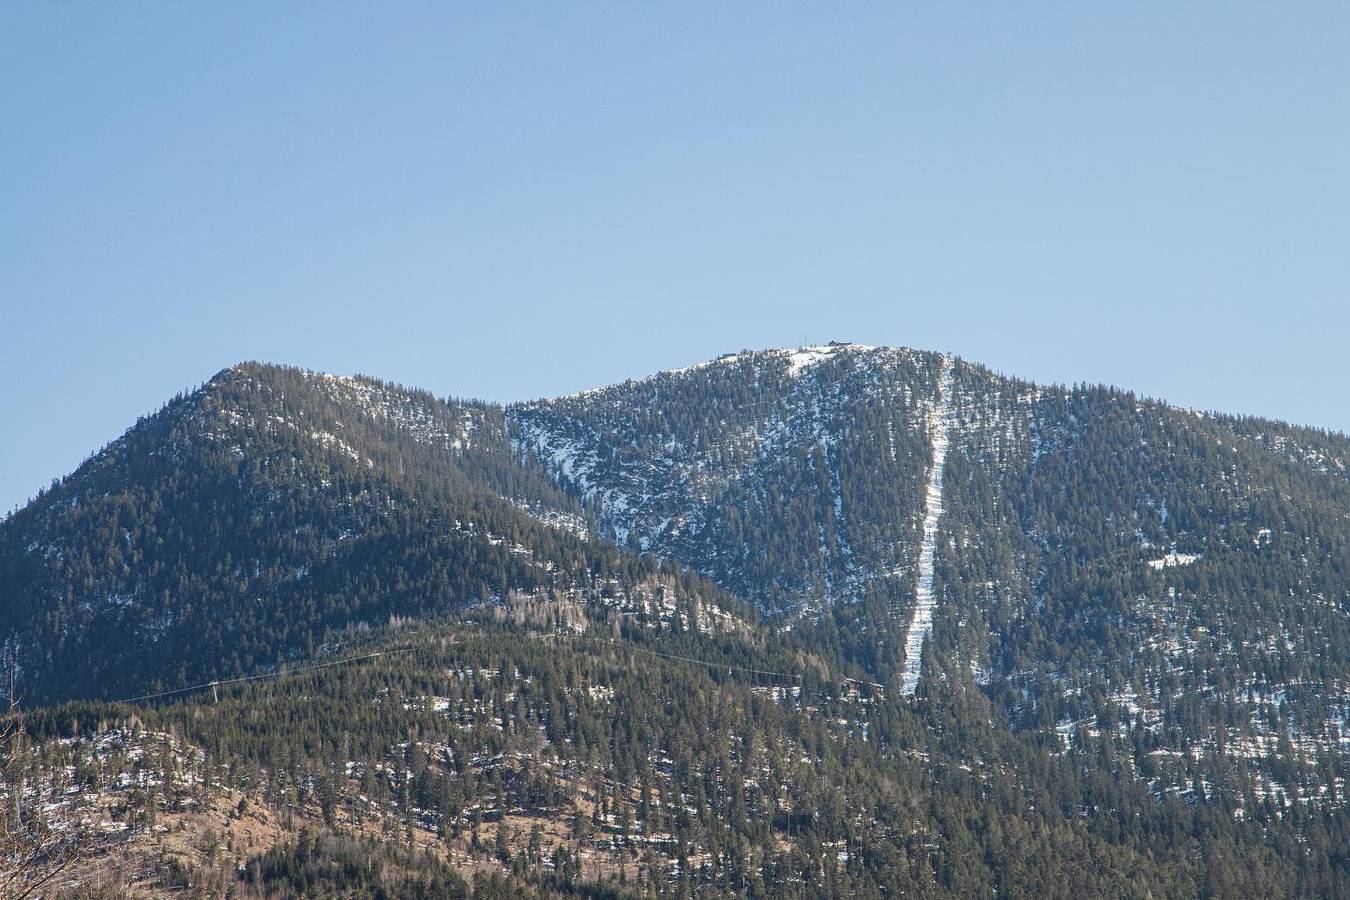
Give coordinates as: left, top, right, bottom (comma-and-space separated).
1147, 552, 1201, 570
900, 357, 954, 697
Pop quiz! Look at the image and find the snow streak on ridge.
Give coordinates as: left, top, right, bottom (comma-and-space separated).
900, 357, 954, 697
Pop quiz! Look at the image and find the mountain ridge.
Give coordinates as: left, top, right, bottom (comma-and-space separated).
0, 360, 755, 705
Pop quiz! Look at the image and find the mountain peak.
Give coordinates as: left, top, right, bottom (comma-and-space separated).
662, 341, 912, 378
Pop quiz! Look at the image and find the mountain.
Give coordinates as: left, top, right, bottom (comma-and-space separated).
0, 362, 746, 705
512, 343, 1350, 808
2, 347, 1348, 898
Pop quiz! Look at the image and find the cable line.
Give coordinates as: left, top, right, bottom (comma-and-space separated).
533, 632, 804, 681
111, 647, 417, 706
611, 639, 804, 682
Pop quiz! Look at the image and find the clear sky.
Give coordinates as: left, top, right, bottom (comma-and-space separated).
3, 4, 1348, 514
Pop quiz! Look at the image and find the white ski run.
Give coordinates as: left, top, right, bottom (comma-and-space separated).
900, 358, 954, 696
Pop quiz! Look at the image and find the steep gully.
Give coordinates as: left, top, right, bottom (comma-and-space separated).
900, 358, 954, 696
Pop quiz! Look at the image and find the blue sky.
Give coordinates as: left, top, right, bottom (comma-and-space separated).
3, 3, 1348, 514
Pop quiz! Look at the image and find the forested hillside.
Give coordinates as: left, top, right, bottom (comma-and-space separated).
512, 344, 1350, 820
12, 616, 1350, 897
0, 363, 739, 705
2, 346, 1348, 897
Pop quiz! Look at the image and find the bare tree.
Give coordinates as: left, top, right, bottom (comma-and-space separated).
0, 655, 86, 900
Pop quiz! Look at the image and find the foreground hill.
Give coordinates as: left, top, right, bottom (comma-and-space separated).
14, 616, 1350, 898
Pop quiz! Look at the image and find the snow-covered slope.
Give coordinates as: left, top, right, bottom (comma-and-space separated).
511, 344, 943, 615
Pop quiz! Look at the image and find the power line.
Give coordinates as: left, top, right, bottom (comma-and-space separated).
111, 647, 417, 706
615, 640, 804, 682
110, 625, 810, 709
540, 632, 804, 682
